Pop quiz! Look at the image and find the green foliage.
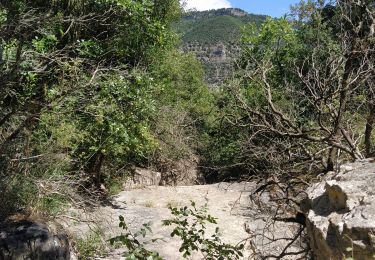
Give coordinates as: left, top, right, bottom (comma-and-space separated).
76, 229, 106, 259
209, 0, 374, 180
70, 72, 157, 165
180, 15, 244, 44
32, 34, 58, 53
199, 85, 260, 181
111, 202, 244, 260
241, 17, 298, 62
109, 216, 163, 260
37, 193, 68, 217
104, 171, 131, 196
0, 9, 6, 24
148, 50, 215, 170
152, 50, 214, 127
200, 6, 331, 179
0, 174, 38, 221
163, 202, 244, 259
0, 0, 183, 218
290, 0, 322, 23
176, 9, 267, 44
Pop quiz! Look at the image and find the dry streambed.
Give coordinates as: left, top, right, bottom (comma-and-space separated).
3, 161, 374, 259
61, 182, 302, 259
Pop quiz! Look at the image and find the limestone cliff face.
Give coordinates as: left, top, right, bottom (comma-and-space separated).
182, 42, 240, 85
302, 160, 375, 260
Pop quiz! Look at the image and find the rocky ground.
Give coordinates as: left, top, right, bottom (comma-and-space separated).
59, 182, 302, 259
2, 161, 375, 259
303, 159, 375, 260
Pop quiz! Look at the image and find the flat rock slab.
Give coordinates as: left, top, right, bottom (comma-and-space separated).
61, 182, 301, 259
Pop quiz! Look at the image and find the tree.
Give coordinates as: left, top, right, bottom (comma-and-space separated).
226, 0, 374, 176
0, 0, 181, 218
147, 50, 214, 183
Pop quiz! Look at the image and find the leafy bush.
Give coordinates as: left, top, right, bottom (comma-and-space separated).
109, 217, 163, 260
76, 229, 106, 259
163, 201, 244, 259
0, 174, 38, 221
148, 50, 215, 177
0, 0, 182, 218
110, 202, 244, 259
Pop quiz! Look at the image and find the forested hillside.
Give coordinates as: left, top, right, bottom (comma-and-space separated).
176, 8, 267, 85
0, 0, 374, 259
177, 8, 267, 43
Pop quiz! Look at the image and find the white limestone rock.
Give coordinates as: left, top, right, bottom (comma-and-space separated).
303, 160, 375, 260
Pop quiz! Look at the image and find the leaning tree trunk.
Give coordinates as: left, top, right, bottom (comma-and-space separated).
365, 103, 375, 158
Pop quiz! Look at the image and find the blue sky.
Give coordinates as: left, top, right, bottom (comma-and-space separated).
231, 0, 301, 17
183, 0, 302, 18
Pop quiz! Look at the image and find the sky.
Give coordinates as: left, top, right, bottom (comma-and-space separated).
183, 0, 302, 18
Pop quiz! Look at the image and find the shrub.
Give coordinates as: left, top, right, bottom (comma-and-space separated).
110, 202, 244, 259
163, 201, 244, 259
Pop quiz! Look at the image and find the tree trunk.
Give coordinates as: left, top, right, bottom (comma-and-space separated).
326, 50, 356, 171
88, 151, 105, 187
365, 103, 375, 158
327, 146, 338, 172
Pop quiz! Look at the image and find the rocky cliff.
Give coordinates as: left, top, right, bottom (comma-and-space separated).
302, 160, 375, 260
182, 42, 240, 85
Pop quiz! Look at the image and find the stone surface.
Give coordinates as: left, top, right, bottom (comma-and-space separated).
0, 221, 71, 260
245, 191, 304, 259
182, 43, 239, 86
60, 182, 302, 259
303, 159, 375, 260
159, 157, 203, 186
123, 168, 162, 190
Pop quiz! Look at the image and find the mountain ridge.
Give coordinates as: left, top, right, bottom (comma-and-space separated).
178, 8, 268, 44
176, 8, 267, 85
182, 8, 250, 20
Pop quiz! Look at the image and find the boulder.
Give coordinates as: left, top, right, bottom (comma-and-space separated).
302, 160, 375, 260
0, 221, 71, 260
123, 168, 162, 189
160, 157, 203, 186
